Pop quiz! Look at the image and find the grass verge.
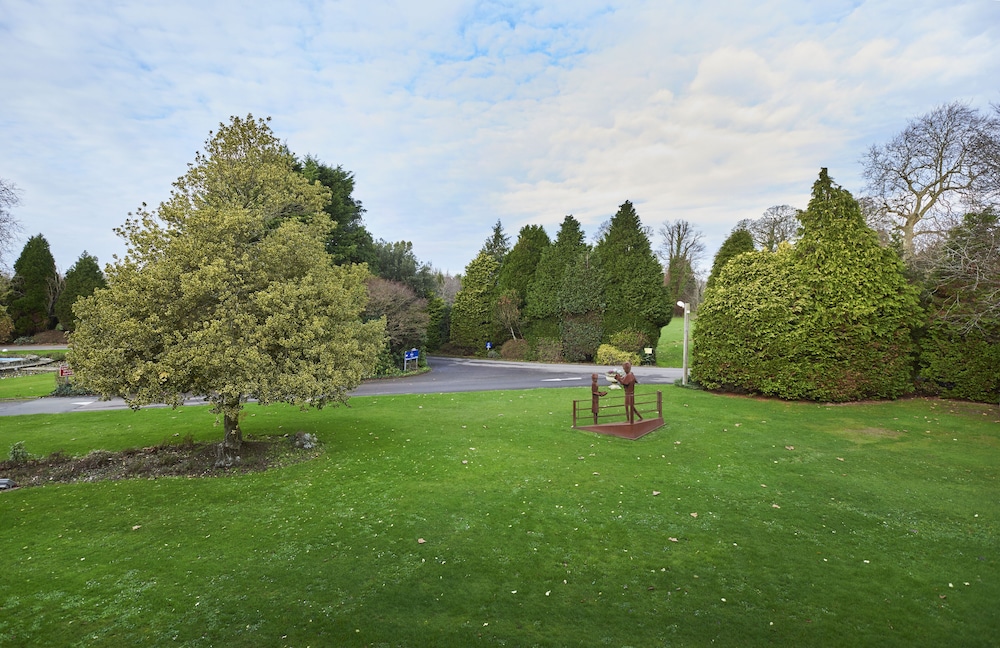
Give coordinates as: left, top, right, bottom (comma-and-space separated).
0, 373, 57, 400
1, 387, 998, 647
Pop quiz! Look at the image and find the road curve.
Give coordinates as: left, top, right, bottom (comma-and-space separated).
0, 355, 683, 416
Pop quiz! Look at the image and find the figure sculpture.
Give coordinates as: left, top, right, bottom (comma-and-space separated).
614, 362, 642, 423
590, 373, 608, 424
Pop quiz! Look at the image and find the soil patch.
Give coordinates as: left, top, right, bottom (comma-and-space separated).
0, 434, 321, 489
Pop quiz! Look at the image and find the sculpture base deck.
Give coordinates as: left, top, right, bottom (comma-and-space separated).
574, 417, 665, 440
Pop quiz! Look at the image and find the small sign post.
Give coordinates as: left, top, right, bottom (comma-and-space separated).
403, 348, 419, 372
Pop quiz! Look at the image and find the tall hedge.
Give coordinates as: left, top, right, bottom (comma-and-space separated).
8, 234, 58, 336
917, 320, 999, 402
693, 169, 922, 401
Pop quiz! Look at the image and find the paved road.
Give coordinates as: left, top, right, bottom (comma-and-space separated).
0, 355, 682, 416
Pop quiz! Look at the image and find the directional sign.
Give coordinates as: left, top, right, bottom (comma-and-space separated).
58, 366, 74, 378
404, 349, 419, 361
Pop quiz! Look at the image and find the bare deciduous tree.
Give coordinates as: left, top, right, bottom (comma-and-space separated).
928, 211, 999, 332
861, 101, 999, 258
736, 205, 800, 252
657, 219, 706, 309
0, 178, 23, 265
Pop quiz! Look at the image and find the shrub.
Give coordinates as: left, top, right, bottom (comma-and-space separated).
500, 338, 530, 360
8, 441, 30, 465
596, 344, 640, 366
609, 329, 651, 354
533, 338, 563, 363
917, 319, 1000, 403
561, 313, 602, 362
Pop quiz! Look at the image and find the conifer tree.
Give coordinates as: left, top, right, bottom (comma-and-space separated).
706, 227, 755, 289
449, 251, 500, 351
593, 201, 671, 346
497, 224, 550, 305
524, 215, 586, 326
8, 234, 58, 336
55, 251, 106, 331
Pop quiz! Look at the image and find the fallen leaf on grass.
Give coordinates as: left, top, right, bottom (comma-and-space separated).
837, 457, 845, 461
652, 491, 661, 496
131, 525, 142, 531
772, 504, 781, 509
785, 446, 795, 451
669, 537, 678, 542
417, 538, 426, 544
690, 513, 698, 518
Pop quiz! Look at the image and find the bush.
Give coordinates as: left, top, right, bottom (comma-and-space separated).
500, 338, 530, 360
561, 313, 602, 362
8, 441, 30, 465
609, 329, 651, 354
596, 344, 640, 366
917, 319, 1000, 403
533, 338, 563, 363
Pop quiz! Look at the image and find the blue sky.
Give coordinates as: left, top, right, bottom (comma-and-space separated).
2, 0, 999, 276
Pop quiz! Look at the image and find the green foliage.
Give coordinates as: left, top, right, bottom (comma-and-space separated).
595, 343, 640, 366
706, 227, 754, 289
532, 337, 563, 362
370, 239, 438, 299
609, 329, 651, 354
7, 440, 30, 464
0, 305, 12, 343
298, 156, 375, 266
594, 201, 671, 347
917, 319, 999, 402
524, 215, 586, 321
693, 169, 922, 401
479, 219, 510, 266
497, 224, 550, 304
8, 234, 58, 336
449, 252, 500, 352
424, 296, 449, 352
68, 115, 386, 446
499, 338, 530, 360
560, 312, 602, 362
54, 251, 106, 331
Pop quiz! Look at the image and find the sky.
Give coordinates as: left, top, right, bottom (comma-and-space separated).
2, 0, 999, 277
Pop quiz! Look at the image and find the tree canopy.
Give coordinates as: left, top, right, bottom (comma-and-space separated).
299, 156, 375, 266
8, 234, 58, 336
54, 251, 106, 331
69, 115, 385, 458
694, 169, 921, 401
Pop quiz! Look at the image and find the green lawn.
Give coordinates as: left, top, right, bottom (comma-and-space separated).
0, 373, 56, 400
657, 316, 693, 367
1, 387, 997, 647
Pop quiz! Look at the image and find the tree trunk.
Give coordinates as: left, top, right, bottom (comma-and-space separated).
217, 406, 243, 466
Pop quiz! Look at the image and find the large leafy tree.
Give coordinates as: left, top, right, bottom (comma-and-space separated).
8, 234, 58, 336
69, 115, 385, 458
449, 251, 500, 351
594, 200, 671, 346
299, 156, 375, 266
694, 169, 921, 401
54, 251, 106, 331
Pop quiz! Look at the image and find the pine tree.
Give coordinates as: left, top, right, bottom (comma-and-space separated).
497, 224, 550, 305
480, 220, 510, 265
593, 201, 671, 346
524, 215, 586, 325
9, 234, 58, 336
54, 251, 107, 331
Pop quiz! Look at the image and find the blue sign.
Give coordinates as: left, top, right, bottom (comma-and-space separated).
404, 349, 419, 361
486, 342, 492, 350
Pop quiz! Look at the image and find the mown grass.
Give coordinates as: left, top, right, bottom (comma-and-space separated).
0, 373, 56, 400
1, 387, 998, 647
656, 316, 693, 368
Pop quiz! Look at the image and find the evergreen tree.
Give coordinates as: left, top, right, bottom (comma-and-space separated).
299, 156, 375, 266
693, 169, 921, 401
370, 239, 438, 299
9, 234, 58, 336
69, 115, 385, 457
593, 201, 671, 346
706, 227, 755, 289
497, 224, 550, 305
54, 251, 107, 331
479, 219, 510, 265
524, 215, 586, 325
449, 252, 500, 351
559, 250, 604, 361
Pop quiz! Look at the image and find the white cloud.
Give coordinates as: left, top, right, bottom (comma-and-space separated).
1, 0, 998, 275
